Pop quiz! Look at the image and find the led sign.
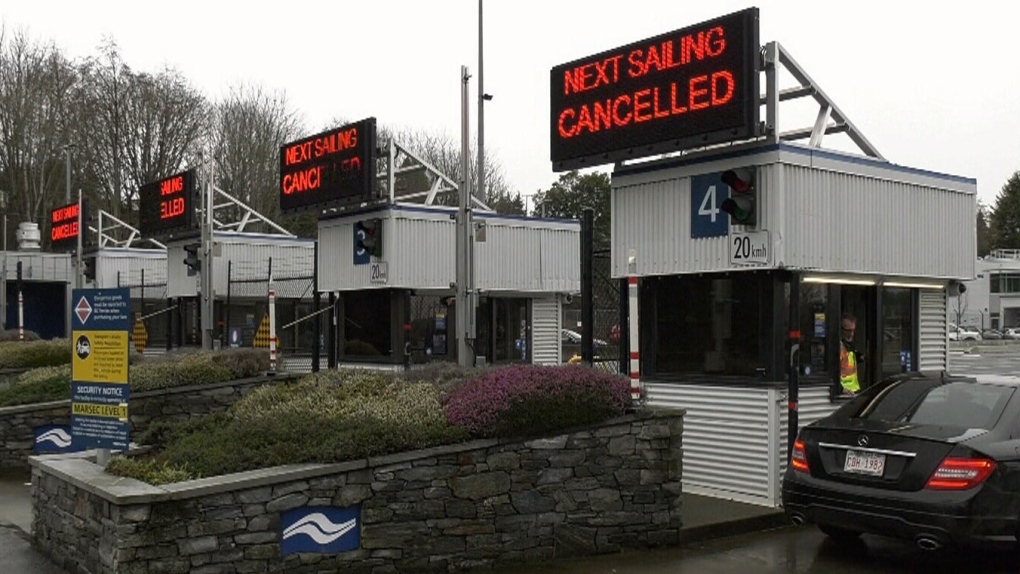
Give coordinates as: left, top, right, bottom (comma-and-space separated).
279, 117, 378, 214
50, 200, 86, 252
549, 8, 760, 171
138, 169, 197, 237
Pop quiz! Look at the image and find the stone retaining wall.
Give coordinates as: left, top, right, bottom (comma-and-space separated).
31, 410, 684, 573
0, 374, 297, 469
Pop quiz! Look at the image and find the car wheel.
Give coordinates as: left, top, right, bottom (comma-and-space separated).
818, 524, 862, 541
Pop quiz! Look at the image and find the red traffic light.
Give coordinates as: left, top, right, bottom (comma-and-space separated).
721, 169, 751, 193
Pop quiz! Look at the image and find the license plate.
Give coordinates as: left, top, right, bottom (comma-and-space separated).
844, 450, 886, 476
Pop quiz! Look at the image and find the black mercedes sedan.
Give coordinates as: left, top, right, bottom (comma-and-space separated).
782, 372, 1020, 552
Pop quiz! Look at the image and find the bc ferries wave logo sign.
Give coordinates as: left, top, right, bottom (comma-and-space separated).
33, 425, 81, 454
280, 505, 360, 555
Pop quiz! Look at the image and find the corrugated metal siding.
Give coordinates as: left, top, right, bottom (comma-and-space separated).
919, 290, 947, 371
782, 164, 974, 279
644, 383, 773, 505
611, 163, 781, 278
611, 146, 975, 281
96, 250, 167, 295
777, 385, 840, 479
166, 243, 198, 298
531, 298, 560, 365
216, 240, 314, 300
319, 207, 580, 294
3, 252, 74, 283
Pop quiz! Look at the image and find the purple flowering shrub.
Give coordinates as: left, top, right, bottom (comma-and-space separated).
444, 364, 631, 438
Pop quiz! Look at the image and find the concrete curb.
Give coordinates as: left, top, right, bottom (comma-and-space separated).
681, 511, 792, 544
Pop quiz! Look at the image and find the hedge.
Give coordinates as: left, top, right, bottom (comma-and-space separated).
0, 339, 70, 370
109, 363, 632, 485
0, 348, 271, 407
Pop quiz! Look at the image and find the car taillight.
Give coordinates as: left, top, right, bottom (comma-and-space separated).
791, 439, 810, 473
925, 457, 996, 490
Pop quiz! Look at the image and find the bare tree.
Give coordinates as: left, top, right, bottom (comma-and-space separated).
0, 27, 76, 232
211, 83, 304, 231
73, 40, 208, 219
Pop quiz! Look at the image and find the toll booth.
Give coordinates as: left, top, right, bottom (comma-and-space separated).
1, 248, 74, 340
90, 247, 169, 351
613, 141, 974, 505
318, 205, 580, 369
545, 9, 977, 507
166, 231, 316, 351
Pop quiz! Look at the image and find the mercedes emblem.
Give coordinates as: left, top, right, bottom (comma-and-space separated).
857, 435, 869, 447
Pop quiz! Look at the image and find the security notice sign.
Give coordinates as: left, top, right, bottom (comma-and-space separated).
71, 288, 131, 451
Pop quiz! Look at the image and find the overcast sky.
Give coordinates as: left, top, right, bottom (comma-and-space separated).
3, 1, 1018, 209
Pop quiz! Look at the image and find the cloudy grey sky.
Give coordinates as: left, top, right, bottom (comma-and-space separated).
3, 1, 1018, 208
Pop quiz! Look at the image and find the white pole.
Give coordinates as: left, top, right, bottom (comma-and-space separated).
269, 289, 277, 374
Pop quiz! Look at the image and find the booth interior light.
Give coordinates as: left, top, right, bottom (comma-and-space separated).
883, 281, 943, 290
803, 276, 876, 286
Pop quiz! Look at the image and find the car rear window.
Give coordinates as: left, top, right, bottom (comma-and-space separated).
856, 380, 1013, 430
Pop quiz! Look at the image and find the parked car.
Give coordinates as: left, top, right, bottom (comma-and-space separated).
981, 329, 1003, 340
1005, 328, 1020, 340
561, 329, 608, 348
783, 372, 1020, 551
953, 327, 982, 341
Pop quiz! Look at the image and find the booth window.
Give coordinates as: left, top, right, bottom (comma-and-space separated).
646, 273, 769, 379
342, 290, 391, 358
477, 297, 532, 364
799, 283, 829, 380
880, 287, 916, 379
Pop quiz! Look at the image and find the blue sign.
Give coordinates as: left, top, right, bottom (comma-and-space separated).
229, 328, 242, 348
353, 226, 369, 265
71, 288, 131, 332
690, 172, 728, 239
33, 424, 83, 454
71, 382, 130, 451
71, 288, 131, 452
281, 506, 361, 556
900, 350, 912, 372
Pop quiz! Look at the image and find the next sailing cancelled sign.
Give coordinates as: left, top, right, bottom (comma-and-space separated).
549, 8, 760, 170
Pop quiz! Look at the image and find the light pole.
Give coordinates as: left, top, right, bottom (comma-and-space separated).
477, 0, 492, 205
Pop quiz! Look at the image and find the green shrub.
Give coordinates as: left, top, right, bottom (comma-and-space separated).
105, 456, 193, 486
0, 329, 40, 342
0, 365, 71, 407
209, 348, 269, 378
131, 360, 234, 393
394, 362, 485, 400
0, 339, 71, 369
117, 371, 468, 480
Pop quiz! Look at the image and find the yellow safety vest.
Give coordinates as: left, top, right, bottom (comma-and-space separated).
840, 342, 861, 393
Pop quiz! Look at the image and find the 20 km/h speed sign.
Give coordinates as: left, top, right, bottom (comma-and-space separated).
730, 230, 770, 266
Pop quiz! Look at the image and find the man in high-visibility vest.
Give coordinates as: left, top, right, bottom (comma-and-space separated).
839, 313, 862, 395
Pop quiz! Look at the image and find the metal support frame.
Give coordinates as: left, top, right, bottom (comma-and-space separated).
93, 210, 167, 250
210, 185, 294, 236
376, 138, 491, 210
761, 41, 885, 160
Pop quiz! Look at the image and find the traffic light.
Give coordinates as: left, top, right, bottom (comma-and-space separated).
183, 243, 201, 274
719, 168, 756, 228
355, 218, 383, 258
83, 257, 96, 281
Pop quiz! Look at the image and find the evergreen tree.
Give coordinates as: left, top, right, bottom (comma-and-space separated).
990, 171, 1020, 250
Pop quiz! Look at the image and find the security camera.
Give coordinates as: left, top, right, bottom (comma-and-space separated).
562, 293, 574, 304
947, 281, 967, 297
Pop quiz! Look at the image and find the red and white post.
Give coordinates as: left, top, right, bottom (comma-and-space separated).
268, 289, 277, 374
17, 290, 24, 342
628, 275, 641, 402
